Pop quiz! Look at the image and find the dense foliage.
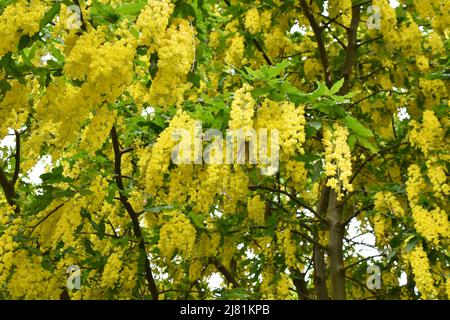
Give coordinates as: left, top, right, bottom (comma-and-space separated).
0, 0, 449, 300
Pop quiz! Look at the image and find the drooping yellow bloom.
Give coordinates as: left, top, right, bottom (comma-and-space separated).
158, 211, 196, 259
79, 106, 117, 155
405, 245, 437, 299
141, 109, 196, 196
248, 195, 265, 225
225, 35, 245, 67
0, 80, 31, 137
323, 124, 353, 200
136, 0, 174, 50
102, 251, 123, 288
277, 228, 297, 269
411, 206, 449, 246
374, 192, 405, 217
147, 19, 195, 107
244, 8, 271, 34
0, 0, 46, 57
255, 99, 306, 157
409, 110, 444, 156
228, 83, 256, 133
285, 160, 307, 190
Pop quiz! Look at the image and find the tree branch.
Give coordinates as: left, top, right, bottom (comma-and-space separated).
339, 5, 361, 95
248, 184, 324, 222
30, 203, 65, 235
12, 129, 20, 187
344, 254, 384, 270
209, 257, 239, 288
299, 0, 332, 86
111, 126, 158, 300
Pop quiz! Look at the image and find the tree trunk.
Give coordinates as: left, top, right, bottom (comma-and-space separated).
327, 189, 346, 300
313, 185, 330, 299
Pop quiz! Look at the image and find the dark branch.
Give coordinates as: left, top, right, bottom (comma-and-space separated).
30, 203, 65, 235
299, 0, 332, 86
210, 257, 239, 288
111, 126, 159, 300
248, 184, 324, 222
12, 130, 20, 186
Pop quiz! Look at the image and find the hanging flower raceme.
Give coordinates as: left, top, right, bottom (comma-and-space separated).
409, 110, 444, 157
228, 83, 256, 133
0, 0, 46, 57
322, 124, 353, 200
158, 211, 196, 259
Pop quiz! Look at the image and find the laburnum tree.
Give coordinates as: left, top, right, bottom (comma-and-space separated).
0, 0, 448, 300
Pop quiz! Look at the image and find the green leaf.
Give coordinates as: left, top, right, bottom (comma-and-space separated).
40, 2, 61, 29
115, 0, 147, 16
309, 82, 328, 100
90, 0, 119, 25
357, 136, 379, 154
98, 221, 106, 240
188, 212, 207, 230
18, 35, 31, 50
348, 134, 357, 151
329, 78, 344, 95
342, 116, 374, 137
266, 60, 289, 79
405, 236, 419, 252
293, 154, 321, 162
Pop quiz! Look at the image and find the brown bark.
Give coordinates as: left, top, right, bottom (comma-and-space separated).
326, 189, 345, 300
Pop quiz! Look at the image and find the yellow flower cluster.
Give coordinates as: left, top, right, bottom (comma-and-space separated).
285, 160, 307, 190
142, 110, 196, 196
64, 29, 134, 105
406, 164, 425, 204
196, 232, 221, 258
418, 80, 447, 108
0, 0, 46, 57
322, 124, 353, 200
158, 211, 196, 259
4, 250, 62, 299
255, 99, 306, 157
277, 228, 297, 269
79, 106, 117, 155
247, 195, 265, 225
406, 245, 437, 299
0, 80, 30, 138
426, 32, 445, 55
166, 164, 194, 205
102, 251, 122, 288
412, 206, 449, 247
225, 35, 245, 67
328, 0, 352, 28
372, 214, 390, 246
304, 58, 323, 80
264, 27, 297, 59
228, 83, 256, 133
136, 0, 174, 50
409, 110, 444, 157
416, 56, 430, 73
374, 192, 405, 217
221, 166, 249, 214
191, 165, 223, 213
260, 268, 293, 300
147, 19, 195, 107
374, 0, 421, 54
426, 158, 450, 198
244, 8, 271, 34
